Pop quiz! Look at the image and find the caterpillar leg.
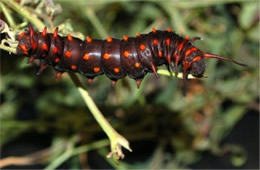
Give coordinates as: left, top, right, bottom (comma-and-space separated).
36, 60, 47, 75
151, 63, 159, 78
28, 56, 35, 63
55, 72, 63, 80
111, 80, 117, 86
87, 78, 93, 84
136, 79, 142, 88
191, 37, 202, 42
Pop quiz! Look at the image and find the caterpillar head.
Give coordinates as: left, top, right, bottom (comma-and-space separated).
190, 52, 247, 78
190, 58, 206, 78
182, 52, 246, 96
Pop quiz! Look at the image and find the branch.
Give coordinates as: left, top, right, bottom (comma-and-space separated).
2, 0, 45, 30
69, 73, 132, 159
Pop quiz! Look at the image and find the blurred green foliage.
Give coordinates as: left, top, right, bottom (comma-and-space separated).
0, 0, 259, 169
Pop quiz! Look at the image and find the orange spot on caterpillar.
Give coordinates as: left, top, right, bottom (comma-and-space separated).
42, 43, 48, 50
20, 44, 28, 54
152, 27, 156, 33
53, 27, 58, 38
83, 53, 89, 60
178, 37, 189, 52
67, 34, 73, 41
53, 47, 58, 54
168, 28, 172, 33
29, 27, 37, 50
185, 47, 197, 56
123, 51, 129, 58
18, 32, 25, 39
192, 56, 201, 62
103, 53, 110, 60
166, 39, 170, 45
107, 36, 112, 42
42, 27, 47, 36
139, 44, 145, 51
136, 33, 141, 37
114, 67, 120, 73
71, 65, 77, 70
179, 43, 184, 50
29, 25, 35, 40
86, 36, 92, 43
135, 62, 140, 68
56, 72, 62, 79
153, 39, 158, 45
93, 67, 100, 72
158, 51, 163, 57
54, 58, 60, 63
65, 50, 71, 58
123, 36, 128, 41
31, 41, 37, 50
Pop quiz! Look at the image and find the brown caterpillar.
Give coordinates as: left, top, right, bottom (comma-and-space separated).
16, 25, 246, 94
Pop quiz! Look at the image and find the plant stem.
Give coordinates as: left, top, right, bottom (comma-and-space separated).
157, 69, 196, 79
2, 0, 45, 30
45, 137, 109, 170
69, 73, 117, 138
73, 139, 109, 155
85, 8, 108, 38
0, 2, 16, 28
69, 73, 132, 155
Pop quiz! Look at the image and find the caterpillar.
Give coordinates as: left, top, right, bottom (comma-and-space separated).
16, 25, 246, 93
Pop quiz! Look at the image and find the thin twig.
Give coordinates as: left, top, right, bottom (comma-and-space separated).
0, 2, 16, 28
0, 147, 51, 168
2, 0, 45, 30
45, 137, 109, 170
69, 73, 132, 159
